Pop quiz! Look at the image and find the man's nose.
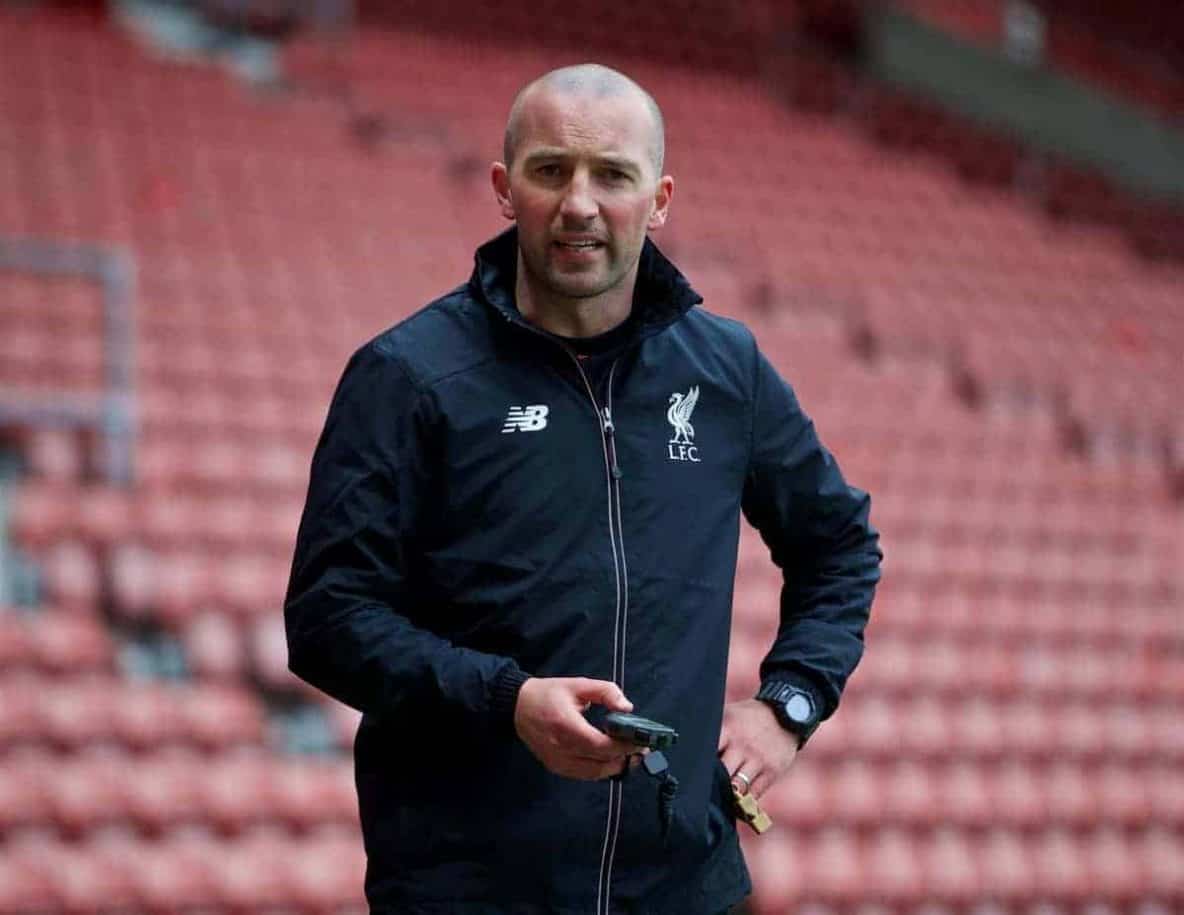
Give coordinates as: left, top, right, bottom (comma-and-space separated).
559, 172, 598, 222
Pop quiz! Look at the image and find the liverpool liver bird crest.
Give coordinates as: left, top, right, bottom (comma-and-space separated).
667, 386, 699, 445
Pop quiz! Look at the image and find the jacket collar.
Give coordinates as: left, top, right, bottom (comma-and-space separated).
470, 227, 702, 338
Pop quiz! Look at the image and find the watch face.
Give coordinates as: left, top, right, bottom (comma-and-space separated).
785, 692, 814, 723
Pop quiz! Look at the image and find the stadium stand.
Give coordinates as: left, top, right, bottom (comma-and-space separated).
895, 0, 1184, 121
0, 2, 1181, 913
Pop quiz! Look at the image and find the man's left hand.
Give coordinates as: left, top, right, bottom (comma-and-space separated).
717, 699, 798, 801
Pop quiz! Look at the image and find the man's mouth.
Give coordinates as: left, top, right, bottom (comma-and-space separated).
553, 239, 605, 251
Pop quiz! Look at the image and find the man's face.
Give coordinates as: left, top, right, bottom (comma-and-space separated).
492, 89, 673, 303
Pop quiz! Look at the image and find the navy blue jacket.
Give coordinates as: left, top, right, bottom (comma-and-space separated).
284, 229, 881, 914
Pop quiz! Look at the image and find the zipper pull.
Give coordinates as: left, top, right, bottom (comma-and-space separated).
602, 408, 623, 480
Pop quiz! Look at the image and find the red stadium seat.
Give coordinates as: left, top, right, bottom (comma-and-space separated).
268, 758, 358, 831
922, 827, 980, 903
46, 749, 131, 837
200, 751, 275, 835
805, 827, 864, 905
27, 612, 113, 673
122, 749, 209, 833
991, 761, 1046, 829
1085, 827, 1144, 899
977, 829, 1035, 905
76, 486, 134, 548
39, 676, 120, 750
1044, 761, 1097, 828
111, 682, 188, 750
1033, 829, 1091, 904
0, 748, 51, 833
939, 762, 993, 829
6, 483, 76, 552
0, 614, 33, 673
115, 832, 220, 913
863, 827, 923, 905
743, 832, 803, 912
1095, 762, 1152, 825
1139, 827, 1184, 898
289, 828, 367, 912
21, 426, 87, 482
38, 541, 102, 615
882, 759, 938, 827
180, 683, 265, 750
0, 856, 54, 915
829, 759, 882, 827
209, 829, 296, 911
182, 610, 248, 681
40, 839, 141, 913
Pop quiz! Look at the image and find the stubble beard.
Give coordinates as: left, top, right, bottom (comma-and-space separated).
530, 245, 622, 302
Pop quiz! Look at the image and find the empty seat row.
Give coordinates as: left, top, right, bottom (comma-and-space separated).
0, 610, 112, 674
761, 757, 1184, 830
0, 746, 355, 836
10, 484, 304, 554
794, 694, 1183, 763
0, 826, 364, 915
742, 824, 1184, 909
0, 673, 264, 751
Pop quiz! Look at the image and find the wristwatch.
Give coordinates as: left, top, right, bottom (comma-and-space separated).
755, 681, 820, 747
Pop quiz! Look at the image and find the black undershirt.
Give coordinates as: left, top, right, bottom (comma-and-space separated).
546, 313, 638, 396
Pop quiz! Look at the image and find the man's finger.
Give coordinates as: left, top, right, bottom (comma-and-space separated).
719, 749, 744, 784
726, 757, 755, 796
749, 768, 774, 801
570, 678, 633, 712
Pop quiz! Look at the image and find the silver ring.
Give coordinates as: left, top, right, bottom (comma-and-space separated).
733, 770, 752, 792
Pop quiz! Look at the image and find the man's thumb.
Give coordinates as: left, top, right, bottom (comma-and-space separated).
577, 678, 633, 712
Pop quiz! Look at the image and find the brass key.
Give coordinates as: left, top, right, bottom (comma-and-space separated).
731, 784, 773, 835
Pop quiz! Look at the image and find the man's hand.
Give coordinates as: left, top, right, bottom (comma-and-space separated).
717, 699, 798, 801
514, 677, 642, 781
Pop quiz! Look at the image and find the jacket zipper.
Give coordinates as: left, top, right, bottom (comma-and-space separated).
565, 355, 628, 915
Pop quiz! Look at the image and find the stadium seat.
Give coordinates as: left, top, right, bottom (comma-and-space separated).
182, 610, 248, 681
180, 683, 267, 750
122, 749, 209, 833
46, 749, 131, 836
0, 748, 51, 833
27, 612, 113, 673
201, 751, 276, 835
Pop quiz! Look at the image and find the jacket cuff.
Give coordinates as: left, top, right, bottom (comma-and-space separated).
489, 664, 532, 725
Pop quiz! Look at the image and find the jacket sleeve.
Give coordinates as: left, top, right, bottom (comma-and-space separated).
740, 342, 881, 724
284, 341, 531, 731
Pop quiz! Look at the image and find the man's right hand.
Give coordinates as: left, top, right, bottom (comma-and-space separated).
513, 677, 641, 780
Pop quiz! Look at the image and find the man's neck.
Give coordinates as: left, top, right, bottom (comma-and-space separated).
515, 255, 637, 339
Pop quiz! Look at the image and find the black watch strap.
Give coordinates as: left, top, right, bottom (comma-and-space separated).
755, 680, 821, 747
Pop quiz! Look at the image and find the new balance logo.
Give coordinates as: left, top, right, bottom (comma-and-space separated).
502, 405, 549, 433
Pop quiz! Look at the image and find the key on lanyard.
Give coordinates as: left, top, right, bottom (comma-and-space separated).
731, 783, 773, 835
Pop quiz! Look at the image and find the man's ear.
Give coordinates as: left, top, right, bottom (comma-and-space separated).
491, 162, 516, 221
647, 175, 674, 231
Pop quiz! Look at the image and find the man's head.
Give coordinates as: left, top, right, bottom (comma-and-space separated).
491, 64, 674, 308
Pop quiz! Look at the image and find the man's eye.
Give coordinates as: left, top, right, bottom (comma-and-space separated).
603, 169, 630, 182
536, 164, 561, 177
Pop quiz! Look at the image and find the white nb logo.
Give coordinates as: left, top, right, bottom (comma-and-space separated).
667, 385, 701, 462
502, 405, 549, 433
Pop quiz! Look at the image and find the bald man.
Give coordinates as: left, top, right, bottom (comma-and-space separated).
286, 63, 880, 915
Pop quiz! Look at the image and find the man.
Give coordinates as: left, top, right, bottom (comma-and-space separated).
285, 63, 880, 915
